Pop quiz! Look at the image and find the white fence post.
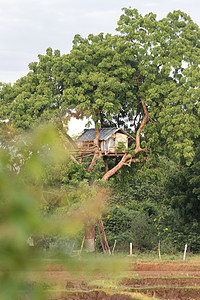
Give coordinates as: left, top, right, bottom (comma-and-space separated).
130, 242, 132, 256
183, 244, 188, 261
158, 240, 161, 260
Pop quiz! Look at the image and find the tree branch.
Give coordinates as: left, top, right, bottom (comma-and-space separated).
61, 134, 80, 165
135, 74, 150, 152
87, 124, 102, 172
101, 154, 147, 181
135, 98, 149, 152
101, 153, 132, 181
87, 151, 102, 172
70, 154, 80, 165
65, 133, 79, 149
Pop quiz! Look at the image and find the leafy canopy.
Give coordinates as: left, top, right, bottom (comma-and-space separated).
0, 8, 200, 164
117, 8, 200, 164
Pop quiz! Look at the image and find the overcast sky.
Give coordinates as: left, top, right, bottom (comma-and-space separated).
1, 0, 200, 85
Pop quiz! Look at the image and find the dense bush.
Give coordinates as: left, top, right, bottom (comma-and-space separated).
99, 206, 156, 252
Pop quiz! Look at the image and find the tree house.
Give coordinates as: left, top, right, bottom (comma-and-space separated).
76, 127, 134, 159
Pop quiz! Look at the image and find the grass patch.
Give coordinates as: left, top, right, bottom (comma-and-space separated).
88, 279, 118, 289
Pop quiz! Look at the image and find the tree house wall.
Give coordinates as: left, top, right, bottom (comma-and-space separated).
115, 133, 128, 149
77, 133, 129, 155
100, 133, 128, 153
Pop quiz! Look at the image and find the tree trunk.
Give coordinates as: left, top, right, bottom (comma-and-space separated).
85, 223, 96, 252
87, 126, 102, 172
103, 156, 109, 173
87, 151, 102, 172
93, 126, 100, 148
85, 124, 101, 251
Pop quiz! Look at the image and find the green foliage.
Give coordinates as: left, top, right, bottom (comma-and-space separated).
117, 8, 200, 165
159, 140, 200, 253
0, 48, 65, 130
61, 32, 139, 127
101, 154, 200, 254
62, 160, 89, 184
101, 205, 155, 252
151, 208, 200, 253
165, 140, 200, 222
115, 141, 126, 153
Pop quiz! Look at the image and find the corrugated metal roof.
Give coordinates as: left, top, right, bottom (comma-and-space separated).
77, 128, 134, 141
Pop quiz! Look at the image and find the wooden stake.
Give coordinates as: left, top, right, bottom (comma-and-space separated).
130, 242, 133, 256
112, 240, 117, 255
158, 240, 161, 260
80, 236, 85, 254
97, 224, 106, 254
183, 244, 188, 261
98, 219, 111, 254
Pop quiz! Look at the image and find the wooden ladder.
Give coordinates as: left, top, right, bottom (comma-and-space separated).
97, 219, 111, 254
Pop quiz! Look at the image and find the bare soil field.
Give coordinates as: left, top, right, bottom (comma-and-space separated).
30, 259, 200, 300
121, 262, 200, 299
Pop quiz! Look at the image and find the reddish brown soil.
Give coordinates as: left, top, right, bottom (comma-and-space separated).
123, 262, 200, 300
134, 287, 200, 300
130, 262, 200, 277
121, 277, 200, 287
30, 261, 200, 300
51, 291, 137, 300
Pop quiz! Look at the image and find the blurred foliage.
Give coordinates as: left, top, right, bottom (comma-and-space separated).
0, 149, 44, 300
0, 124, 111, 299
0, 126, 53, 299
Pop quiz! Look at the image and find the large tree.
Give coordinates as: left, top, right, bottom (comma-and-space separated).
62, 9, 200, 179
1, 8, 200, 251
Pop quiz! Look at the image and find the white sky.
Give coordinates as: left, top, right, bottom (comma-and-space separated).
0, 0, 200, 135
